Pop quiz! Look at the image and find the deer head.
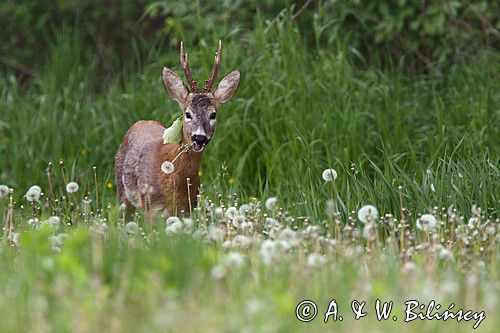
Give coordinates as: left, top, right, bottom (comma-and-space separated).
162, 40, 240, 152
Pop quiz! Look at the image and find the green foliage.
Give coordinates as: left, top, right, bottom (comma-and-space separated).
0, 12, 498, 220
308, 0, 499, 70
0, 0, 497, 76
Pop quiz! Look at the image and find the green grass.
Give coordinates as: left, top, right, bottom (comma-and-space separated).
0, 13, 498, 333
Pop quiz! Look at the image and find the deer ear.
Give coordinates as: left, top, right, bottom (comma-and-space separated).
162, 67, 189, 103
213, 70, 240, 104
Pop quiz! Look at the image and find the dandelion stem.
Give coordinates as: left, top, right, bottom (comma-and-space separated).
93, 166, 99, 211
187, 178, 192, 215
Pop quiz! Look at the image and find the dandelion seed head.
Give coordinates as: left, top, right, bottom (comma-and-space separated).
208, 225, 224, 242
416, 214, 437, 232
224, 252, 244, 268
439, 248, 453, 261
357, 205, 379, 224
265, 197, 278, 211
239, 204, 252, 216
0, 185, 10, 199
166, 216, 181, 226
402, 261, 416, 274
214, 207, 224, 217
322, 168, 338, 182
183, 218, 194, 230
233, 235, 251, 248
125, 222, 139, 235
161, 161, 175, 174
29, 185, 42, 194
225, 206, 238, 220
232, 214, 245, 228
211, 264, 226, 280
307, 252, 326, 267
66, 182, 79, 193
25, 188, 40, 202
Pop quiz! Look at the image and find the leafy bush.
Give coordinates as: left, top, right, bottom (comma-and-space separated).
0, 0, 497, 77
302, 0, 499, 71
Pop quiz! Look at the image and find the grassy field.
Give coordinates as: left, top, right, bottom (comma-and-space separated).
0, 13, 498, 332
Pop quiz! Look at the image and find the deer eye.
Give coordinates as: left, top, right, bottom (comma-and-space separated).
185, 112, 192, 120
209, 112, 216, 120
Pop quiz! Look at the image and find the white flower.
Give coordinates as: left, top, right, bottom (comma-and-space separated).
240, 221, 254, 233
439, 248, 453, 261
165, 223, 182, 235
162, 118, 183, 144
260, 240, 279, 265
166, 216, 181, 226
28, 218, 40, 227
322, 168, 338, 182
47, 216, 61, 230
11, 232, 20, 246
25, 187, 41, 202
161, 161, 175, 174
183, 218, 194, 230
232, 214, 245, 228
224, 252, 245, 268
66, 182, 79, 193
125, 222, 139, 235
416, 214, 437, 232
279, 228, 299, 247
402, 261, 416, 274
166, 216, 183, 234
307, 252, 326, 267
265, 197, 278, 211
214, 207, 224, 217
211, 264, 226, 280
233, 235, 252, 248
239, 204, 252, 216
208, 225, 224, 242
357, 205, 379, 224
264, 217, 280, 231
29, 185, 42, 194
225, 206, 238, 219
0, 185, 10, 199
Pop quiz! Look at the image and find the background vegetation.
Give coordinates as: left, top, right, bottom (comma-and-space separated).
0, 1, 498, 332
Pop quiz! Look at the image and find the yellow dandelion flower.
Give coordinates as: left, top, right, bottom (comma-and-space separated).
198, 170, 203, 177
58, 158, 64, 165
107, 182, 113, 189
82, 148, 87, 156
228, 178, 235, 185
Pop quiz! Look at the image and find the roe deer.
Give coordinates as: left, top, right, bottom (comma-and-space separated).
115, 40, 240, 217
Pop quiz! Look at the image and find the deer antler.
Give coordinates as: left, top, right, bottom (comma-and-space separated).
203, 40, 222, 94
180, 41, 199, 93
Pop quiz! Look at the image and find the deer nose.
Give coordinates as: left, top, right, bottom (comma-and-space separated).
191, 134, 209, 145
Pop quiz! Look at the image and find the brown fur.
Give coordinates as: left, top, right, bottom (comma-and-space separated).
115, 42, 240, 217
115, 120, 202, 215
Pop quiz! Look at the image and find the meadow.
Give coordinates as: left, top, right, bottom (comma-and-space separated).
0, 8, 499, 333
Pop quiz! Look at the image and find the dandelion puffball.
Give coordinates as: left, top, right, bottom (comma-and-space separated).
307, 252, 326, 267
322, 168, 338, 182
224, 252, 245, 268
66, 182, 79, 193
161, 161, 175, 174
125, 222, 139, 235
357, 205, 379, 224
25, 187, 41, 202
225, 206, 238, 220
416, 214, 437, 232
265, 197, 278, 211
0, 185, 9, 199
